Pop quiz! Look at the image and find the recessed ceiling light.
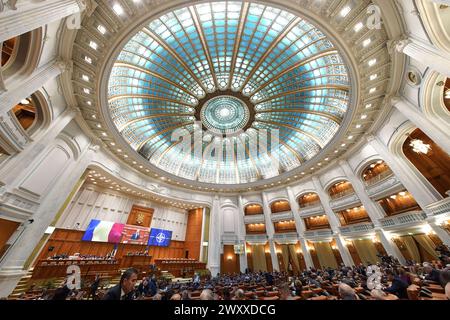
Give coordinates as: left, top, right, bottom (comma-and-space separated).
365, 103, 373, 109
348, 136, 353, 140
96, 123, 101, 128
84, 56, 92, 64
83, 88, 90, 94
369, 87, 376, 94
87, 101, 92, 106
97, 25, 106, 35
356, 124, 362, 129
361, 114, 368, 120
354, 22, 364, 32
362, 38, 371, 47
110, 142, 115, 146
82, 74, 89, 82
113, 3, 124, 15
340, 6, 351, 17
370, 74, 378, 81
89, 41, 98, 50
368, 58, 377, 66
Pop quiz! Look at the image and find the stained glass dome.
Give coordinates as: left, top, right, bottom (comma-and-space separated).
107, 1, 351, 185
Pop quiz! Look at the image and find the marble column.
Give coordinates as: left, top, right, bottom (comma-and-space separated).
339, 160, 386, 224
0, 60, 71, 115
0, 142, 96, 297
393, 38, 450, 78
311, 176, 341, 231
367, 135, 440, 212
0, 0, 89, 42
207, 195, 221, 277
237, 196, 248, 273
0, 108, 77, 187
334, 234, 354, 267
286, 186, 314, 269
262, 192, 279, 271
428, 220, 450, 246
298, 237, 314, 270
392, 97, 450, 155
375, 228, 406, 265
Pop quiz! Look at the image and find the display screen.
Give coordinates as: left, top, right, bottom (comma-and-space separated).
148, 228, 172, 247
121, 225, 150, 245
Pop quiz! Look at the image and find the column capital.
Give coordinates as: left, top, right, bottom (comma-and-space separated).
0, 0, 17, 12
338, 159, 348, 167
387, 37, 411, 55
55, 59, 74, 74
77, 0, 98, 16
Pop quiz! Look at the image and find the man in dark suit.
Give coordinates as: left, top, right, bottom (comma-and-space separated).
384, 270, 408, 299
103, 268, 138, 300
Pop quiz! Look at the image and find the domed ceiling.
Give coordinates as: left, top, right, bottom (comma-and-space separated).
106, 1, 351, 185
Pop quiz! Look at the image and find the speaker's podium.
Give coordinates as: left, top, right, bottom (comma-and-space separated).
120, 254, 152, 273
154, 258, 206, 277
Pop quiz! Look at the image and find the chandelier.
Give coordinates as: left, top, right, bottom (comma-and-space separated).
409, 139, 431, 154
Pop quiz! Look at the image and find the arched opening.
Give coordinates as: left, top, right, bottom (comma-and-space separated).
403, 128, 450, 198
244, 204, 263, 216
298, 193, 321, 208
270, 200, 291, 214
304, 215, 330, 230
336, 205, 371, 226
444, 77, 450, 112
1, 37, 18, 68
328, 180, 355, 200
12, 97, 37, 131
416, 1, 450, 53
273, 220, 296, 233
1, 30, 42, 82
245, 223, 266, 234
377, 190, 420, 216
361, 160, 393, 186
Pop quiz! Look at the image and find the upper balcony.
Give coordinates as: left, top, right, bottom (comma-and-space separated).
362, 161, 403, 199
270, 200, 292, 215
273, 220, 297, 234
328, 181, 360, 210
425, 196, 450, 216
298, 192, 324, 216
379, 210, 427, 230
336, 205, 372, 226
339, 222, 375, 236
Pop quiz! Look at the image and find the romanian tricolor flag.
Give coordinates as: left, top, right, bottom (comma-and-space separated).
82, 219, 124, 243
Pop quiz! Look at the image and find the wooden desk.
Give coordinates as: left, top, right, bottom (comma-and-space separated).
31, 259, 119, 280
154, 259, 207, 277
120, 255, 152, 271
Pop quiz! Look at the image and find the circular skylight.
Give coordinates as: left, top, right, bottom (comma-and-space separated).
106, 1, 351, 185
200, 96, 250, 135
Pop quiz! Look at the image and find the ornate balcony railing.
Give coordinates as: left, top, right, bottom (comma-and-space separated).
339, 222, 375, 235
330, 193, 360, 211
273, 232, 299, 243
366, 174, 403, 199
364, 169, 394, 187
380, 210, 427, 229
271, 211, 294, 222
330, 188, 355, 200
425, 197, 450, 216
299, 205, 324, 216
244, 214, 265, 224
245, 234, 268, 243
304, 228, 333, 239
